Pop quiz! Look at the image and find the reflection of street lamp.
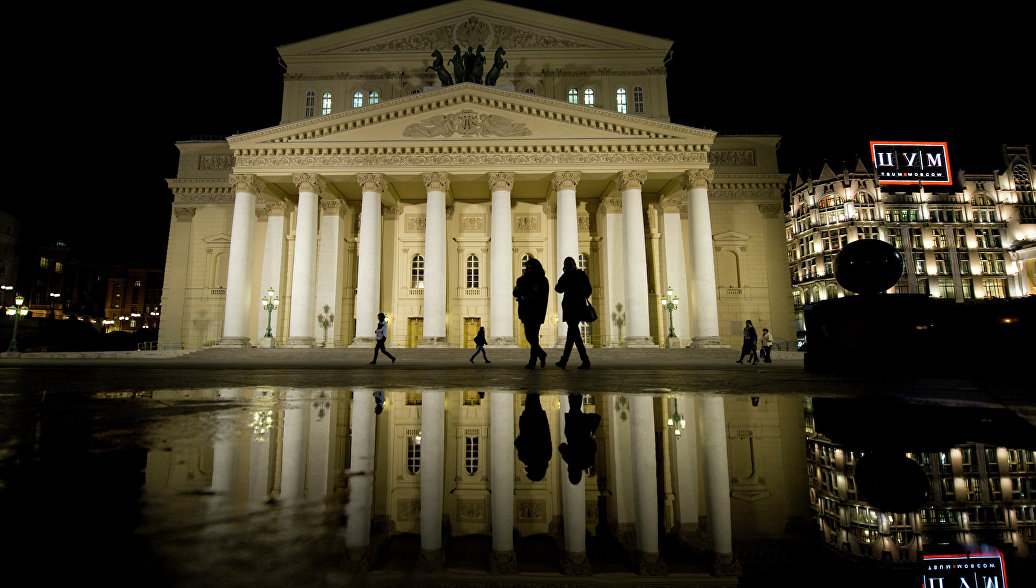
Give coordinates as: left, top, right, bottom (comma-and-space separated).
666, 399, 687, 438
261, 287, 279, 338
6, 294, 30, 353
659, 286, 679, 343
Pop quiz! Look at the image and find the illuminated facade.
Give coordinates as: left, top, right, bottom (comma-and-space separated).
786, 145, 1035, 341
158, 0, 794, 350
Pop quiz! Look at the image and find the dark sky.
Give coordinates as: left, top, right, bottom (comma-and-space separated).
12, 1, 1031, 267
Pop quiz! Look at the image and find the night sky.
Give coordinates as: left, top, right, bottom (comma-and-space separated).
12, 1, 1031, 267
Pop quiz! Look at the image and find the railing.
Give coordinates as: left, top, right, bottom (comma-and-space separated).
408, 288, 424, 296
209, 287, 226, 296
137, 341, 158, 351
465, 287, 482, 296
723, 287, 744, 296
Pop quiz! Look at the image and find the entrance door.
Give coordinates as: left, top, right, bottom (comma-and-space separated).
516, 319, 531, 348
463, 318, 481, 348
407, 318, 423, 348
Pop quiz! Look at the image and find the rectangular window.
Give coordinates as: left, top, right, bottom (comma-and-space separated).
938, 278, 954, 298
983, 279, 1007, 298
40, 257, 49, 269
961, 278, 973, 299
931, 228, 948, 249
917, 279, 930, 295
958, 253, 972, 275
910, 228, 924, 249
935, 253, 950, 275
464, 436, 479, 475
915, 255, 927, 275
888, 230, 903, 250
955, 228, 968, 248
979, 252, 1005, 274
407, 436, 421, 475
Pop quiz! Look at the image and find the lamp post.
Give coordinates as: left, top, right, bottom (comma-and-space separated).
49, 292, 61, 319
659, 286, 679, 345
1, 285, 12, 309
261, 287, 279, 338
6, 294, 30, 353
666, 399, 687, 439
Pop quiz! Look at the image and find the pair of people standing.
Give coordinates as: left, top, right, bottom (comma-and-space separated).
736, 320, 774, 364
514, 256, 591, 370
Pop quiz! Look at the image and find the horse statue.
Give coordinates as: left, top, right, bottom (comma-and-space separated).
427, 49, 453, 86
485, 47, 508, 86
448, 45, 466, 85
469, 44, 486, 84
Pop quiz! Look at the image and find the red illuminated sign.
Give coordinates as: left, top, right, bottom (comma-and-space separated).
870, 141, 952, 186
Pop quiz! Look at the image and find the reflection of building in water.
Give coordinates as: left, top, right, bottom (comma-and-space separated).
143, 388, 810, 576
805, 401, 1036, 562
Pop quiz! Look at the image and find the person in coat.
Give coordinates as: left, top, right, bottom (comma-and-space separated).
736, 319, 758, 365
370, 312, 396, 365
760, 328, 774, 363
514, 393, 551, 481
513, 257, 549, 369
469, 326, 490, 363
554, 256, 591, 369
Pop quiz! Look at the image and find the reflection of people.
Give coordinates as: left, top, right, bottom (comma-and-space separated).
370, 312, 396, 365
514, 258, 548, 369
558, 394, 601, 484
760, 328, 774, 363
554, 257, 591, 369
373, 390, 385, 415
469, 326, 490, 363
736, 319, 758, 365
514, 393, 551, 481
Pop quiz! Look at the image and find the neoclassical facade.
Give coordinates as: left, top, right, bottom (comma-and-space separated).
159, 1, 793, 350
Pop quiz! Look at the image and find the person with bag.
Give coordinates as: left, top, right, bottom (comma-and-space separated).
736, 319, 758, 365
370, 312, 396, 365
513, 257, 549, 369
469, 326, 490, 363
760, 328, 774, 363
554, 256, 591, 370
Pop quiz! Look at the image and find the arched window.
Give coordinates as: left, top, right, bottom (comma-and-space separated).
212, 252, 228, 288
973, 194, 994, 206
368, 91, 379, 105
464, 436, 479, 475
304, 91, 315, 118
616, 88, 627, 114
524, 87, 536, 94
521, 253, 532, 272
578, 253, 589, 273
321, 92, 332, 115
856, 192, 874, 204
406, 436, 421, 474
411, 89, 421, 94
827, 283, 839, 299
411, 255, 425, 289
466, 254, 479, 289
583, 88, 594, 106
353, 91, 363, 108
568, 88, 578, 104
633, 86, 644, 114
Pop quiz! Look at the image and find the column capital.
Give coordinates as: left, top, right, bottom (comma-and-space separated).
758, 202, 782, 218
445, 205, 455, 220
292, 172, 326, 195
255, 206, 270, 222
682, 169, 715, 190
173, 206, 197, 222
267, 201, 289, 216
320, 198, 349, 216
616, 170, 648, 192
551, 171, 581, 192
542, 203, 557, 219
599, 196, 622, 213
660, 195, 685, 214
489, 172, 515, 192
422, 172, 450, 193
357, 172, 387, 193
228, 174, 264, 196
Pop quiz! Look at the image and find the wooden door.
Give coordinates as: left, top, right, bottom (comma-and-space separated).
407, 317, 423, 348
463, 317, 481, 348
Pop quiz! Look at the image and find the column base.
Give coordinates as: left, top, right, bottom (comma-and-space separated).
216, 336, 250, 348
417, 336, 449, 348
711, 552, 742, 577
615, 523, 637, 551
666, 336, 682, 348
0, 351, 23, 359
559, 550, 592, 575
285, 336, 315, 348
623, 336, 656, 348
417, 548, 444, 572
487, 336, 517, 347
349, 337, 375, 348
341, 546, 373, 572
677, 523, 706, 546
259, 337, 276, 349
488, 549, 517, 573
690, 335, 725, 348
635, 551, 668, 576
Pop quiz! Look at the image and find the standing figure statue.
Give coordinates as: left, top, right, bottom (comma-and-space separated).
462, 46, 477, 82
485, 47, 507, 86
448, 45, 466, 85
427, 49, 453, 86
469, 44, 486, 84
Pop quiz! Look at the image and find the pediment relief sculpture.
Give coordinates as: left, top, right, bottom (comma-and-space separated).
356, 16, 594, 53
403, 109, 531, 138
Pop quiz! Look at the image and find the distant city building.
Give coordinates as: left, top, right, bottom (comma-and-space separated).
26, 241, 109, 324
0, 210, 21, 309
786, 145, 1034, 343
105, 268, 163, 333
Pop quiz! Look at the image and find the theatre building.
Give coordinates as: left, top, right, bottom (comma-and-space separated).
158, 0, 793, 350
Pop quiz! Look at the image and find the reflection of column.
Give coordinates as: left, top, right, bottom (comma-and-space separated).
553, 172, 581, 343
559, 394, 591, 574
256, 201, 290, 343
701, 395, 740, 575
489, 173, 516, 346
279, 390, 309, 504
660, 196, 689, 344
249, 401, 277, 505
672, 395, 702, 544
314, 199, 347, 347
419, 391, 446, 569
618, 171, 653, 347
489, 392, 517, 572
220, 175, 263, 347
609, 395, 636, 547
684, 170, 721, 346
287, 173, 323, 348
420, 173, 449, 347
629, 395, 667, 574
343, 389, 377, 571
210, 414, 239, 495
306, 392, 335, 500
350, 174, 385, 347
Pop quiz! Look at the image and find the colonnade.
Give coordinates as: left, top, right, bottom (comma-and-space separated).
219, 169, 721, 348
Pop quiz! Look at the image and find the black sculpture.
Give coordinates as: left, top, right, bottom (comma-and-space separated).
426, 49, 453, 86
484, 47, 508, 86
434, 45, 504, 86
833, 238, 903, 295
448, 45, 465, 85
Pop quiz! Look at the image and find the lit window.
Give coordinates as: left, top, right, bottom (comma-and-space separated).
40, 257, 49, 269
910, 228, 923, 249
577, 253, 589, 272
935, 253, 950, 275
54, 262, 63, 274
521, 253, 532, 272
633, 86, 644, 113
411, 255, 425, 289
466, 254, 479, 289
304, 91, 315, 118
938, 278, 954, 298
958, 253, 971, 275
583, 88, 594, 106
368, 91, 379, 105
616, 88, 627, 114
464, 436, 479, 475
931, 229, 947, 249
134, 280, 141, 287
982, 278, 1006, 298
568, 88, 578, 104
321, 92, 332, 115
407, 436, 421, 474
353, 91, 363, 108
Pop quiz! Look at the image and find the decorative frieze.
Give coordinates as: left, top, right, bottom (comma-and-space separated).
173, 207, 197, 222
577, 216, 590, 231
514, 216, 540, 232
517, 500, 546, 521
709, 150, 756, 167
551, 171, 581, 193
681, 169, 715, 190
356, 172, 387, 193
235, 151, 706, 169
353, 18, 594, 53
422, 172, 450, 193
173, 193, 234, 204
758, 203, 782, 218
616, 170, 648, 192
292, 172, 326, 195
397, 498, 421, 521
488, 172, 515, 192
460, 215, 485, 232
198, 155, 233, 170
404, 109, 531, 138
457, 499, 485, 521
228, 173, 265, 196
406, 215, 427, 232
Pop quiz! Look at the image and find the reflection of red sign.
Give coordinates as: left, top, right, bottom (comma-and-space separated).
870, 141, 952, 186
923, 552, 1007, 588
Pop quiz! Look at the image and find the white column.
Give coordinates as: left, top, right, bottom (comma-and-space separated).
350, 174, 385, 347
684, 170, 721, 346
618, 170, 653, 347
286, 173, 323, 347
256, 201, 290, 343
420, 173, 449, 346
701, 394, 738, 574
314, 199, 347, 347
553, 172, 581, 343
672, 395, 701, 542
248, 397, 277, 505
660, 196, 690, 345
489, 172, 516, 346
558, 394, 590, 574
629, 394, 666, 574
420, 390, 446, 565
219, 175, 263, 347
489, 392, 517, 571
343, 389, 377, 568
279, 389, 309, 504
599, 198, 626, 347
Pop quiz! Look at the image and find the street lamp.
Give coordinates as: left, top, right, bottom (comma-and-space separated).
261, 287, 279, 338
666, 399, 687, 439
1, 284, 12, 309
6, 294, 30, 353
49, 292, 61, 319
659, 286, 679, 343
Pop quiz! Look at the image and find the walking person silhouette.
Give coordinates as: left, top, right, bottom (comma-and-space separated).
736, 319, 758, 365
370, 312, 396, 365
513, 257, 549, 369
469, 326, 490, 363
554, 256, 591, 369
